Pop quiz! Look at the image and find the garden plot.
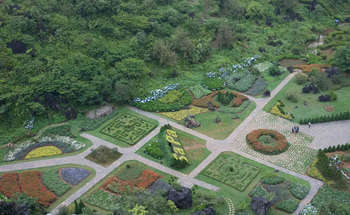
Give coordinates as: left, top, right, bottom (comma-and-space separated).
91, 108, 158, 147
234, 112, 317, 174
0, 165, 93, 210
203, 154, 260, 191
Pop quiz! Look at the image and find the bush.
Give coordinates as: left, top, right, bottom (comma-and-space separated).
299, 112, 350, 124
286, 92, 298, 103
158, 90, 183, 104
275, 199, 299, 213
318, 94, 331, 102
268, 65, 282, 76
295, 73, 308, 85
302, 84, 319, 94
145, 142, 163, 159
203, 77, 224, 90
289, 183, 310, 200
329, 91, 337, 101
262, 175, 285, 185
250, 185, 269, 198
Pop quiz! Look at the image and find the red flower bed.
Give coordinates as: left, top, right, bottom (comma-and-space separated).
0, 171, 57, 206
135, 170, 160, 189
19, 171, 57, 206
0, 173, 21, 198
101, 170, 160, 194
192, 91, 220, 108
246, 129, 289, 155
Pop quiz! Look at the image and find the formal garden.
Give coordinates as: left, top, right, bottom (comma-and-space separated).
88, 108, 158, 147
197, 152, 311, 215
72, 161, 227, 215
0, 164, 94, 212
137, 125, 210, 174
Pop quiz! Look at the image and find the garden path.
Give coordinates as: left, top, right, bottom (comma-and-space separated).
0, 71, 324, 215
300, 120, 350, 149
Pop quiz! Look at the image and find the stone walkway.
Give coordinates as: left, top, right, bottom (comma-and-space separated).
0, 72, 325, 215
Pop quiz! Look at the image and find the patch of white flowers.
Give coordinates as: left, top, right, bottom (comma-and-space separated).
299, 204, 317, 215
4, 136, 85, 161
24, 117, 35, 130
134, 83, 178, 104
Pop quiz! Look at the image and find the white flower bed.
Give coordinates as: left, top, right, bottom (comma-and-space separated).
4, 136, 85, 161
299, 204, 317, 215
134, 83, 178, 104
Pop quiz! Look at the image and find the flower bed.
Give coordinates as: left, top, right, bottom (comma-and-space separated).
4, 136, 85, 161
165, 129, 189, 168
25, 146, 62, 159
246, 129, 289, 155
270, 100, 294, 120
85, 189, 121, 211
192, 91, 220, 108
19, 171, 57, 206
0, 173, 21, 197
60, 167, 91, 185
160, 106, 208, 121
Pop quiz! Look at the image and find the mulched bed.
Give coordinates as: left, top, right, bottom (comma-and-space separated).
0, 171, 57, 206
60, 168, 90, 185
246, 129, 289, 155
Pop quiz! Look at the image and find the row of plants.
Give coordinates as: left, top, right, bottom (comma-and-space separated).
299, 111, 350, 124
246, 129, 290, 155
165, 128, 189, 169
320, 143, 350, 153
4, 136, 86, 161
270, 100, 294, 120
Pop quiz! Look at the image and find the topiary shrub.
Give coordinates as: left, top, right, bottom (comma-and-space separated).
262, 175, 285, 185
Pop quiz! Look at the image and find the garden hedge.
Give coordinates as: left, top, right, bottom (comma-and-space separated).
299, 111, 350, 124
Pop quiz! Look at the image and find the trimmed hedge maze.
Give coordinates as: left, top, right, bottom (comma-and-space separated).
100, 113, 157, 145
203, 154, 260, 191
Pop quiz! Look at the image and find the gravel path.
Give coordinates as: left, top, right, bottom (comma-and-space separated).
0, 72, 325, 215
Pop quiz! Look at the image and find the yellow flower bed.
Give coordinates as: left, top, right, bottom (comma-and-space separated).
270, 101, 294, 120
160, 106, 208, 121
25, 146, 62, 159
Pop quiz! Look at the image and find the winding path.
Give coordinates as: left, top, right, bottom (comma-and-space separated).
0, 72, 324, 215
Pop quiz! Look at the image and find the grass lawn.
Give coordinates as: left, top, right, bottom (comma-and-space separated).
264, 77, 350, 123
191, 101, 256, 139
197, 152, 310, 215
88, 107, 158, 147
85, 145, 122, 167
137, 128, 210, 174
0, 164, 95, 212
261, 69, 289, 92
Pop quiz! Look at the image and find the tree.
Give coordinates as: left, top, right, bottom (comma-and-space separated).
216, 23, 235, 49
309, 69, 331, 91
152, 40, 177, 66
333, 44, 350, 74
173, 28, 194, 57
247, 1, 267, 20
115, 58, 150, 80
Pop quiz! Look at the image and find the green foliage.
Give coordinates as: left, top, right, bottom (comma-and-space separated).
295, 73, 308, 85
250, 185, 269, 199
86, 146, 122, 166
135, 90, 192, 112
42, 169, 71, 196
145, 142, 163, 159
203, 77, 224, 90
289, 182, 310, 200
333, 44, 350, 74
262, 175, 285, 185
189, 85, 212, 99
311, 185, 350, 211
309, 69, 331, 91
85, 190, 121, 211
217, 92, 235, 106
41, 124, 75, 138
299, 111, 350, 124
159, 90, 183, 104
275, 199, 299, 213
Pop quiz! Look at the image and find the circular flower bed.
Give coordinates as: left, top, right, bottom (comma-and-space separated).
246, 129, 289, 155
25, 146, 62, 159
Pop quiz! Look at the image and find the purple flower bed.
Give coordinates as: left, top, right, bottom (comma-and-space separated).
60, 167, 90, 185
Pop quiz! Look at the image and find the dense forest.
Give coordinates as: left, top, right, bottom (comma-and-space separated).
0, 0, 349, 140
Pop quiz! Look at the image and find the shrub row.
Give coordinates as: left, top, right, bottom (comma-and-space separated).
299, 111, 350, 124
320, 143, 350, 153
261, 175, 285, 185
246, 129, 289, 155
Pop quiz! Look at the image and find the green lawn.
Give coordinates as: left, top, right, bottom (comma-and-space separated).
262, 69, 289, 92
88, 107, 158, 147
191, 101, 256, 139
137, 128, 211, 174
197, 152, 310, 215
264, 77, 350, 122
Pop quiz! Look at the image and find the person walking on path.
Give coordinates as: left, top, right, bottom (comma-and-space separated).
308, 122, 312, 128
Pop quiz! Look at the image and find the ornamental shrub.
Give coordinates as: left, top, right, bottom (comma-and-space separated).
295, 73, 308, 85
268, 65, 282, 76
275, 199, 299, 213
145, 142, 163, 159
289, 182, 310, 200
262, 175, 285, 185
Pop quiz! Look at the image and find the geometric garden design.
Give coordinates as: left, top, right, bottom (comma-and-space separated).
100, 113, 157, 145
203, 154, 260, 192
